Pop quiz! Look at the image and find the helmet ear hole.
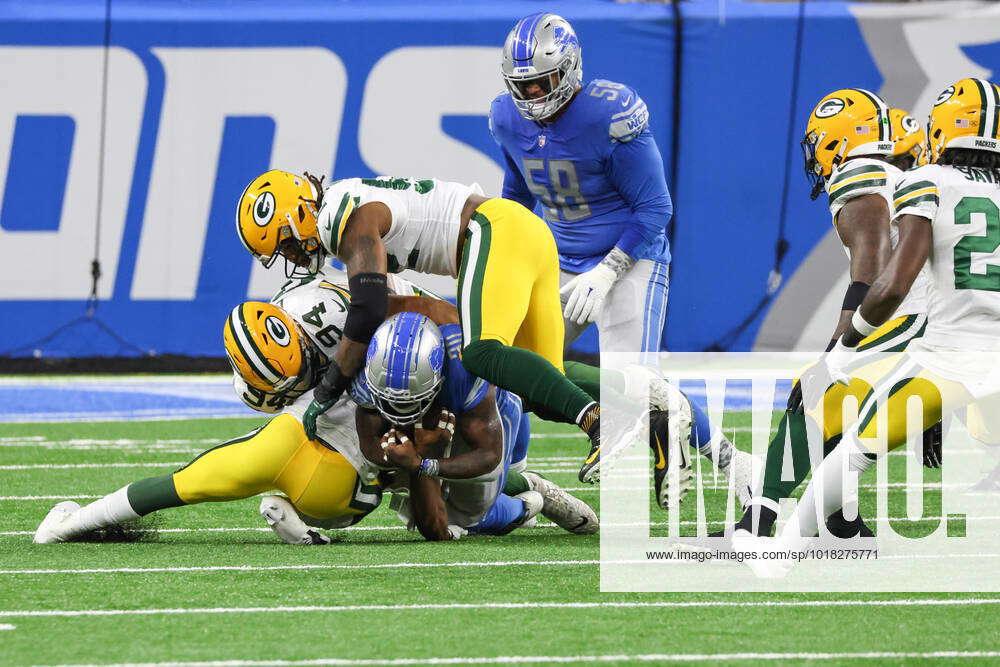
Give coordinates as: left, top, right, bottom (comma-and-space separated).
824, 139, 839, 151
297, 205, 305, 223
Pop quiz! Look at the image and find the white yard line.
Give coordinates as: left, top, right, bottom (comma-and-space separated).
35, 652, 1000, 666
6, 598, 1000, 620
0, 560, 602, 576
0, 623, 13, 630
0, 462, 187, 470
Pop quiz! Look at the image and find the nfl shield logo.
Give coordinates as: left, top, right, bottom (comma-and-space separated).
538, 135, 547, 147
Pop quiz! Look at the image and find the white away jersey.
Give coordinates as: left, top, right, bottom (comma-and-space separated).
826, 158, 929, 316
893, 164, 1000, 351
317, 176, 484, 278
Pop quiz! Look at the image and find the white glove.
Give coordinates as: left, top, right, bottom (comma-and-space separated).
447, 525, 468, 540
560, 263, 617, 325
822, 339, 856, 386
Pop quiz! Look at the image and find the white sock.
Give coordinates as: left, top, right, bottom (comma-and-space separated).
700, 432, 734, 471
70, 485, 140, 535
776, 438, 874, 550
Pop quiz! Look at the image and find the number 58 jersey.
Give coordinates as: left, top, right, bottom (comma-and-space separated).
893, 164, 1000, 350
489, 79, 671, 273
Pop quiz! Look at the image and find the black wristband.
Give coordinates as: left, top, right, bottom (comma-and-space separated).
825, 338, 839, 352
314, 359, 351, 404
344, 272, 388, 343
841, 281, 870, 312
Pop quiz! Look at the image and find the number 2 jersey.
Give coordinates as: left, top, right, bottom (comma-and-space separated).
826, 157, 929, 318
317, 177, 483, 278
489, 79, 671, 273
892, 163, 1000, 352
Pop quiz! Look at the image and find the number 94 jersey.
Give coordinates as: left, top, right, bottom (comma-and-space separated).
893, 163, 1000, 350
489, 78, 671, 273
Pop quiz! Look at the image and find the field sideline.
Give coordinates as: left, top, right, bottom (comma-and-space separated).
3, 386, 1000, 665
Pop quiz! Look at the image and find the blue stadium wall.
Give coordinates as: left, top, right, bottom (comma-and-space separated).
0, 0, 996, 358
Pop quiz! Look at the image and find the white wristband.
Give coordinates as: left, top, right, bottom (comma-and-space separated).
851, 309, 879, 337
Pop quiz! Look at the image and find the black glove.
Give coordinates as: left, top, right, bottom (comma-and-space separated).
302, 360, 351, 440
923, 421, 943, 469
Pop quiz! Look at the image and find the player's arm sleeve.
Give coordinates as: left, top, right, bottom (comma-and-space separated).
488, 107, 537, 210
827, 161, 892, 219
891, 177, 939, 222
499, 148, 537, 210
607, 130, 672, 258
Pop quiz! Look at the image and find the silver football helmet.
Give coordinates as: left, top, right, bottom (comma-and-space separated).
364, 312, 446, 426
502, 13, 583, 121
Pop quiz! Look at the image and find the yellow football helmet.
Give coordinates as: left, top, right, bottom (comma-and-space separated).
888, 108, 927, 170
801, 88, 893, 199
223, 301, 316, 396
235, 170, 324, 275
928, 78, 1000, 163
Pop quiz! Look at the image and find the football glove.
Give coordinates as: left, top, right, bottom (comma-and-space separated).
923, 421, 943, 469
561, 263, 616, 325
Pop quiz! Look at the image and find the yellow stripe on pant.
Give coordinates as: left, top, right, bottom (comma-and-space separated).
458, 197, 566, 372
172, 414, 377, 522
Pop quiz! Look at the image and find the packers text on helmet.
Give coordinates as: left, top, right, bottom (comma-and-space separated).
927, 78, 1000, 163
802, 88, 893, 199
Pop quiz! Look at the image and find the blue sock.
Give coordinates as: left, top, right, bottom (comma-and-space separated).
468, 493, 526, 535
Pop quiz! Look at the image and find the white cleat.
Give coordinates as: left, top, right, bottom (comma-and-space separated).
513, 490, 544, 527
731, 528, 792, 579
259, 496, 331, 545
722, 447, 764, 510
33, 501, 81, 544
523, 471, 599, 534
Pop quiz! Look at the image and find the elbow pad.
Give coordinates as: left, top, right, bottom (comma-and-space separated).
344, 272, 388, 343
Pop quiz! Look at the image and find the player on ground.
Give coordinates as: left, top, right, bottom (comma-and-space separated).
236, 171, 607, 483
743, 78, 1000, 577
722, 91, 934, 539
348, 312, 597, 539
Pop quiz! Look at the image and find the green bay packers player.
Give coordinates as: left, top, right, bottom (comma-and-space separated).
744, 78, 1000, 577
236, 171, 605, 482
35, 298, 384, 544
721, 90, 935, 539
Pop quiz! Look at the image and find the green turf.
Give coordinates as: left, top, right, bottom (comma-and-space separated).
1, 414, 999, 666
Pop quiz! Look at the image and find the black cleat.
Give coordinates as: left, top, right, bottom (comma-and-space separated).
578, 417, 602, 484
651, 409, 692, 509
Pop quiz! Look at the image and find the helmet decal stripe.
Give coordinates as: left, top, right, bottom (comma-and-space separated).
226, 312, 269, 388
853, 88, 889, 142
232, 307, 282, 385
975, 78, 999, 139
386, 313, 423, 391
512, 12, 547, 63
991, 82, 1000, 139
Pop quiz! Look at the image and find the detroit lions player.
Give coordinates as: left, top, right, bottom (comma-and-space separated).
351, 312, 598, 538
490, 12, 670, 365
490, 12, 758, 499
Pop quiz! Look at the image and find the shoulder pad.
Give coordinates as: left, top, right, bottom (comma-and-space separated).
893, 168, 940, 217
826, 158, 894, 208
584, 80, 649, 142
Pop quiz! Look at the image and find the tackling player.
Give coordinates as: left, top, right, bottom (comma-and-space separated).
744, 78, 1000, 577
723, 91, 933, 539
236, 171, 607, 482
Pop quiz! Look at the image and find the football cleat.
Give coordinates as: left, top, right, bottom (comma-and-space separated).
523, 471, 598, 534
33, 501, 81, 544
732, 529, 792, 579
259, 496, 331, 546
651, 408, 694, 510
720, 446, 763, 511
577, 414, 602, 484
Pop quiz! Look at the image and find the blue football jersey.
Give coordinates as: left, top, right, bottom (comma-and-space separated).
489, 78, 672, 273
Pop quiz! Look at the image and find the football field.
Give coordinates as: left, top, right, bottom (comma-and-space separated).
3, 385, 1000, 665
